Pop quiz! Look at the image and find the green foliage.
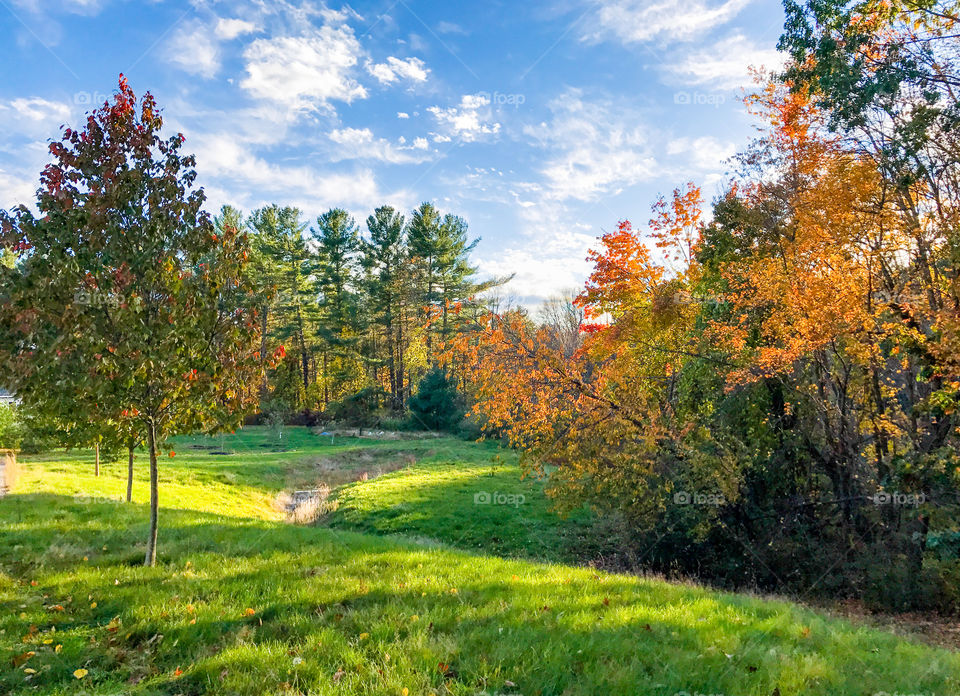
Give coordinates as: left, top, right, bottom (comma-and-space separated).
324, 385, 387, 429
243, 200, 498, 417
247, 204, 317, 409
0, 403, 20, 450
0, 76, 262, 564
314, 208, 364, 401
407, 368, 463, 431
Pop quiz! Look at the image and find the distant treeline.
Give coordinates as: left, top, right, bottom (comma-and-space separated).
219, 202, 504, 421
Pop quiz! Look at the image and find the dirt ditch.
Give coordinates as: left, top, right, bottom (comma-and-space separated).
277, 447, 433, 523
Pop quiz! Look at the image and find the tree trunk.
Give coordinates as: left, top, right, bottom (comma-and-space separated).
126, 444, 134, 503
296, 303, 309, 402
386, 307, 396, 409
396, 305, 405, 410
322, 351, 329, 406
145, 421, 159, 567
95, 441, 100, 477
259, 304, 270, 398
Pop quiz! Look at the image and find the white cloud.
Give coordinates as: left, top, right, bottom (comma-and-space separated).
583, 0, 753, 44
165, 21, 221, 79
412, 137, 429, 150
14, 0, 105, 15
192, 133, 384, 210
666, 33, 784, 88
366, 56, 429, 85
0, 166, 37, 209
524, 90, 656, 202
0, 98, 71, 207
480, 245, 594, 306
215, 17, 257, 40
666, 136, 736, 184
241, 24, 367, 110
328, 127, 433, 164
427, 93, 501, 143
397, 112, 410, 119
435, 21, 467, 35
0, 97, 70, 133
453, 90, 665, 305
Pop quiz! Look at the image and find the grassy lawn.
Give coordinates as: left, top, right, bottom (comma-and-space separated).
1, 427, 958, 695
324, 444, 599, 562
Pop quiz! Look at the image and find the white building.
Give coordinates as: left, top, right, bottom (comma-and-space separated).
0, 390, 16, 407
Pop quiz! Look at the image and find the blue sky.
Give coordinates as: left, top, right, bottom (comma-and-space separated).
0, 0, 786, 305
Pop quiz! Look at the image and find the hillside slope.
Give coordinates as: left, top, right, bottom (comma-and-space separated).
1, 428, 957, 695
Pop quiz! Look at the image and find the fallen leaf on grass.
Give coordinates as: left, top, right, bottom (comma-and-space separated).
12, 652, 35, 668
73, 668, 88, 679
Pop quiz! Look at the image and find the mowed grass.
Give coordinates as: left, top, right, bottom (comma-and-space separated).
324, 446, 598, 562
1, 427, 958, 695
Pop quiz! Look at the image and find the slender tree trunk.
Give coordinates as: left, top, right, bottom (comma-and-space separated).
322, 351, 329, 406
396, 300, 405, 409
145, 421, 159, 567
386, 306, 396, 409
259, 304, 270, 398
94, 441, 100, 477
126, 444, 134, 503
295, 298, 309, 407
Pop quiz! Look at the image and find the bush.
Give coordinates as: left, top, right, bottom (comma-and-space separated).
325, 386, 387, 432
0, 404, 21, 450
261, 399, 293, 440
407, 368, 463, 432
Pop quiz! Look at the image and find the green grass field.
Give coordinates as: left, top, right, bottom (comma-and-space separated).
1, 427, 958, 695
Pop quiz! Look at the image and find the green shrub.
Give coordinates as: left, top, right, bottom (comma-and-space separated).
325, 386, 387, 430
407, 368, 463, 432
0, 403, 20, 449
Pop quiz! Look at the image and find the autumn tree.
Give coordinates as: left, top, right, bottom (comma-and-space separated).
0, 76, 261, 566
461, 68, 960, 607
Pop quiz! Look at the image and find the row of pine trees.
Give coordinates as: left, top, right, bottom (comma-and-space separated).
214, 202, 499, 415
